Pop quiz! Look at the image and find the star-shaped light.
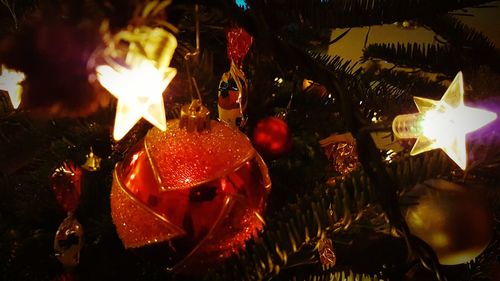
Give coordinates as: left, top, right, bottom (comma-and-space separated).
0, 65, 25, 109
96, 59, 176, 140
392, 72, 497, 170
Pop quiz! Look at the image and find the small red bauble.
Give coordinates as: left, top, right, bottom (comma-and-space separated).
110, 116, 271, 275
252, 117, 292, 159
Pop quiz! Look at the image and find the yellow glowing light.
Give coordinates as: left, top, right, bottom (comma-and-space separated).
96, 59, 176, 140
392, 72, 497, 170
95, 24, 177, 141
0, 65, 25, 109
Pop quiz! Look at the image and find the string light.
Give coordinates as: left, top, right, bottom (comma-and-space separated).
392, 72, 497, 170
96, 58, 176, 141
95, 24, 178, 141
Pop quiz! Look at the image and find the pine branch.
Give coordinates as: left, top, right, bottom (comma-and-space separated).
210, 170, 377, 281
256, 0, 495, 30
363, 43, 467, 75
387, 151, 453, 192
309, 54, 358, 78
300, 270, 381, 281
421, 15, 500, 73
309, 53, 445, 121
363, 14, 500, 75
367, 69, 446, 99
0, 0, 38, 35
306, 53, 378, 123
360, 69, 447, 118
0, 0, 18, 28
210, 151, 453, 281
309, 52, 392, 123
468, 231, 500, 281
422, 14, 495, 52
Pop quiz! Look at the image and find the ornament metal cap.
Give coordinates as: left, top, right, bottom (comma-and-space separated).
179, 99, 210, 132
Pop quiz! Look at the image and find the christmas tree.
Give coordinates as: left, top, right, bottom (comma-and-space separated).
1, 0, 500, 280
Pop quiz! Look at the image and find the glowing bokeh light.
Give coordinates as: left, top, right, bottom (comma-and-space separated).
0, 65, 25, 109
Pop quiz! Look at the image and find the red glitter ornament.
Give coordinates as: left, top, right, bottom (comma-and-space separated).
110, 103, 270, 275
252, 117, 292, 159
50, 162, 82, 213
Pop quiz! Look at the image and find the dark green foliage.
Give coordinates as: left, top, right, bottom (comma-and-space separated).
424, 15, 500, 73
211, 151, 453, 281
364, 15, 500, 75
210, 170, 378, 280
257, 0, 494, 29
363, 69, 446, 100
364, 43, 467, 75
298, 271, 381, 281
423, 15, 495, 52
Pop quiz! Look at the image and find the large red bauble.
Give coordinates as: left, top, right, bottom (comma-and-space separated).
252, 117, 292, 159
110, 120, 271, 274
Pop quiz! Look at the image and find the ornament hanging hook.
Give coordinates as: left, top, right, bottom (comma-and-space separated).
183, 3, 201, 59
184, 4, 202, 102
195, 4, 200, 52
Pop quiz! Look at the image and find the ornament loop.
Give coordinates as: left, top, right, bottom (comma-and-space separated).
179, 99, 210, 132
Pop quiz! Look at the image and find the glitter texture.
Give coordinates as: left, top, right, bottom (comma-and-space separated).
146, 120, 255, 190
111, 170, 182, 248
110, 120, 271, 273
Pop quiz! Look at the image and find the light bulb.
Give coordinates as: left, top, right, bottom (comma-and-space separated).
392, 72, 497, 170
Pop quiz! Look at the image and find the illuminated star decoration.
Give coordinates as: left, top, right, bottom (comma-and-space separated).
392, 72, 497, 170
97, 59, 176, 140
96, 27, 177, 141
0, 65, 25, 109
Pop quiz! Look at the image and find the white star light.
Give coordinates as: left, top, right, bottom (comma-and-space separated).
392, 72, 497, 170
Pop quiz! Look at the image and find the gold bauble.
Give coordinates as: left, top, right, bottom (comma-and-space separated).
403, 179, 493, 265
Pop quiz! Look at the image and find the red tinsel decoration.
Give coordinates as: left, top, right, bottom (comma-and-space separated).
226, 27, 253, 67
